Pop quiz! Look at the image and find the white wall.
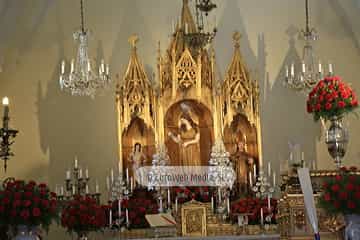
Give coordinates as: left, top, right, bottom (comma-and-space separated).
0, 0, 359, 238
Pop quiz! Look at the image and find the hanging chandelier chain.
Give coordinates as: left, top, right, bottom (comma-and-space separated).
80, 0, 85, 33
305, 0, 310, 32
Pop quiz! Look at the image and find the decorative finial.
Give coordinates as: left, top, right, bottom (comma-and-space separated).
233, 31, 241, 47
128, 34, 139, 49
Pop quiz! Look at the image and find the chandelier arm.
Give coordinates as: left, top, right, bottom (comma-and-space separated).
80, 0, 85, 33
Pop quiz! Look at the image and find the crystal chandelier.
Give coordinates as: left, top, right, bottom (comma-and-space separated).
180, 0, 217, 49
59, 0, 110, 97
284, 0, 333, 91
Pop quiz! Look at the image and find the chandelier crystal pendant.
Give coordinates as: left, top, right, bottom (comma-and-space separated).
59, 0, 110, 97
284, 0, 333, 92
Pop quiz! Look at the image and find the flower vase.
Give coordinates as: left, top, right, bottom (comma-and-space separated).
13, 225, 37, 240
344, 214, 360, 240
325, 116, 349, 169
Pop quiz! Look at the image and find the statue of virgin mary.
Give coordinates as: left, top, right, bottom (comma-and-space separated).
168, 103, 201, 166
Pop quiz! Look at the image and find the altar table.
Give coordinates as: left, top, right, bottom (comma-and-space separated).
107, 234, 281, 240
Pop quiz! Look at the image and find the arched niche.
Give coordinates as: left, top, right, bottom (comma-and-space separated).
164, 100, 214, 166
122, 117, 155, 174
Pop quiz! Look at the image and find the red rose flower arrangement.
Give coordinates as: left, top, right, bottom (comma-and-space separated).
61, 195, 109, 236
0, 179, 58, 231
118, 189, 158, 229
307, 76, 358, 121
319, 166, 360, 215
231, 197, 278, 225
174, 186, 212, 204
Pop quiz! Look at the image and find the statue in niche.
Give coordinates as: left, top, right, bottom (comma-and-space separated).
128, 142, 147, 178
168, 103, 201, 166
231, 139, 252, 195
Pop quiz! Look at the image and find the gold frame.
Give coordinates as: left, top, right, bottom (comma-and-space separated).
181, 205, 207, 236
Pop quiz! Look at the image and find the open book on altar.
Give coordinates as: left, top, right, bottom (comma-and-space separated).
145, 213, 176, 227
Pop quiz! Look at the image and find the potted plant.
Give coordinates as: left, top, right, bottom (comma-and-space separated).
307, 76, 358, 168
0, 179, 58, 239
61, 195, 109, 240
319, 166, 360, 238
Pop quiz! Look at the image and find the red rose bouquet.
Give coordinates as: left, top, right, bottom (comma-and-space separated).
61, 195, 109, 236
0, 179, 58, 231
231, 197, 277, 225
307, 76, 358, 121
174, 186, 212, 204
319, 166, 360, 215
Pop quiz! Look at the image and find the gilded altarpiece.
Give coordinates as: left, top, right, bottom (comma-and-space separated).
116, 0, 263, 187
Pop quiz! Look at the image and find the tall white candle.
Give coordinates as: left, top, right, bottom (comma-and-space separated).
70, 59, 74, 73
318, 62, 322, 73
79, 168, 83, 179
302, 62, 306, 73
95, 180, 99, 193
285, 65, 289, 77
72, 185, 76, 195
60, 186, 64, 196
66, 170, 71, 180
101, 60, 105, 73
126, 168, 129, 184
291, 63, 295, 76
118, 199, 121, 218
268, 162, 271, 177
106, 176, 110, 190
273, 172, 276, 186
130, 177, 133, 192
253, 164, 257, 179
267, 195, 271, 210
87, 61, 91, 72
109, 209, 112, 226
61, 60, 65, 74
227, 198, 230, 213
211, 196, 214, 212
167, 188, 171, 207
260, 208, 264, 225
111, 169, 114, 183
329, 63, 333, 74
218, 189, 221, 201
85, 184, 89, 194
175, 197, 178, 213
74, 157, 78, 169
126, 209, 129, 224
301, 152, 304, 162
85, 168, 89, 179
249, 171, 253, 187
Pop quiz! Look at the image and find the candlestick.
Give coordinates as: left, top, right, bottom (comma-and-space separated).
318, 62, 322, 73
260, 208, 264, 226
290, 63, 294, 77
87, 61, 91, 72
61, 60, 65, 74
268, 162, 271, 177
106, 176, 110, 190
106, 65, 109, 75
285, 65, 289, 77
85, 168, 89, 179
85, 184, 89, 194
79, 168, 83, 179
329, 63, 333, 74
66, 170, 71, 180
2, 97, 9, 129
72, 185, 76, 195
60, 186, 64, 196
302, 61, 306, 73
70, 59, 74, 73
267, 195, 271, 210
126, 209, 129, 225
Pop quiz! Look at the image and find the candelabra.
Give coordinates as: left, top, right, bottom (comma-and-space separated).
56, 157, 100, 204
251, 163, 276, 229
209, 140, 235, 220
59, 0, 110, 97
0, 97, 18, 172
284, 0, 334, 92
107, 169, 132, 229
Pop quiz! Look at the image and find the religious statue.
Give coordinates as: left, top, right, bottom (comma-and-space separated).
128, 143, 147, 178
168, 103, 201, 166
231, 140, 252, 195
